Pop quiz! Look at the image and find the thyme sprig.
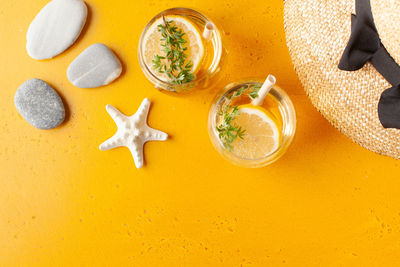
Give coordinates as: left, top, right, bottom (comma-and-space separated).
229, 85, 261, 100
216, 85, 261, 151
217, 105, 246, 151
152, 16, 195, 84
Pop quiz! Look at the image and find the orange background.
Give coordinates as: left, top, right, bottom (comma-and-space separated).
1, 0, 400, 266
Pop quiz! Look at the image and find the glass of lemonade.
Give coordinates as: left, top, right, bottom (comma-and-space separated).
138, 7, 226, 93
208, 78, 296, 168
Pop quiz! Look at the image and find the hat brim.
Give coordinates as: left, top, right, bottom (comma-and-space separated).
284, 0, 400, 159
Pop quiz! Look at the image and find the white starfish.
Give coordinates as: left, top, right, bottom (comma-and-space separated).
99, 98, 168, 168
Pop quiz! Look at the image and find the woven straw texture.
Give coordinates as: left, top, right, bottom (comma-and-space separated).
284, 0, 400, 159
371, 0, 400, 65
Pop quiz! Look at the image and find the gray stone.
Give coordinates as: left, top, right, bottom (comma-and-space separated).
14, 79, 65, 129
26, 0, 87, 60
67, 43, 122, 88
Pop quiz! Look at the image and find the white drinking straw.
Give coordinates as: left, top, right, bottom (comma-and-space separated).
251, 75, 276, 106
202, 22, 215, 40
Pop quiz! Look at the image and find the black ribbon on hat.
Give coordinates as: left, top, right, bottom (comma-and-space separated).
339, 0, 400, 129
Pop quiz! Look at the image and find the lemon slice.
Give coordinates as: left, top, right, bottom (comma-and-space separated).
142, 15, 205, 82
232, 104, 281, 159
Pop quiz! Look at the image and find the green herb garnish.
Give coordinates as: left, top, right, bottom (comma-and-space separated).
152, 16, 195, 85
216, 105, 246, 151
230, 85, 261, 100
216, 85, 262, 151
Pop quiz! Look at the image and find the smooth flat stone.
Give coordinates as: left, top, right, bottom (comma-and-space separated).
26, 0, 87, 60
14, 79, 65, 129
67, 43, 122, 88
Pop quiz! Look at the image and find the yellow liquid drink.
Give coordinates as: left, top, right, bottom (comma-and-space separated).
138, 8, 225, 93
208, 80, 296, 168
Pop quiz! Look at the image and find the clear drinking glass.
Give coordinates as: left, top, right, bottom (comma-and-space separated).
208, 79, 296, 168
138, 7, 226, 93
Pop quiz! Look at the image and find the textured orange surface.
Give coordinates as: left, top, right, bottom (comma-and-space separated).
1, 0, 400, 266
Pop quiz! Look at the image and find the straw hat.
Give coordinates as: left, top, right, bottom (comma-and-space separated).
284, 0, 400, 159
